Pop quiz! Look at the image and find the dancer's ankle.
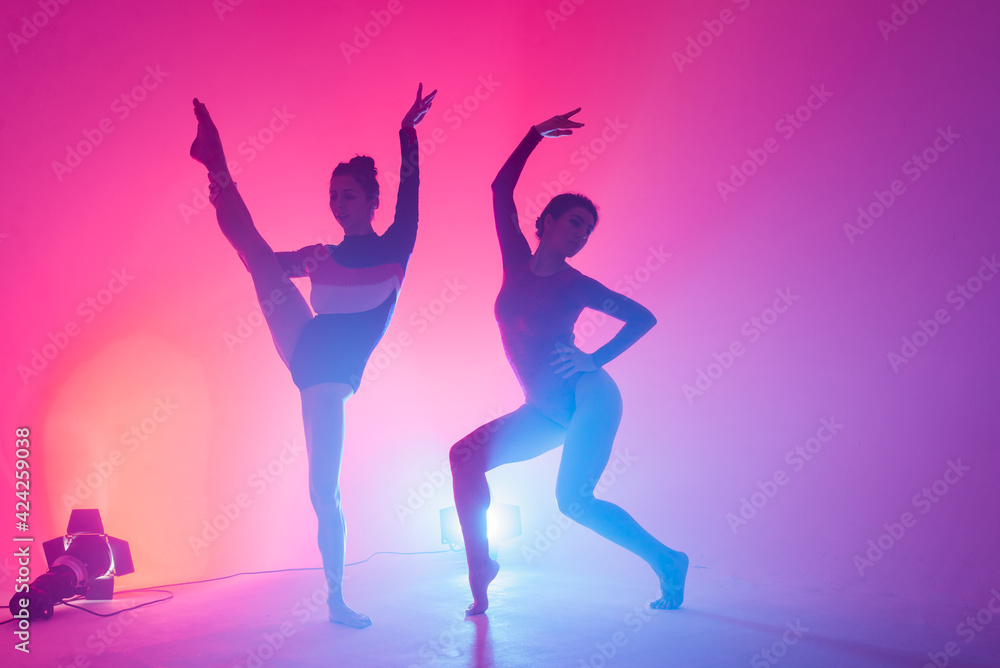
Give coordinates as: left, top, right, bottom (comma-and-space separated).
207, 171, 236, 204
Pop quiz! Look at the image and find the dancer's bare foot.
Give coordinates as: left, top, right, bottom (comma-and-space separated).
328, 601, 371, 629
650, 549, 688, 610
466, 558, 500, 615
189, 98, 228, 175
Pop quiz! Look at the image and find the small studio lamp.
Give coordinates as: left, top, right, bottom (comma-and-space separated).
9, 509, 134, 620
440, 503, 522, 558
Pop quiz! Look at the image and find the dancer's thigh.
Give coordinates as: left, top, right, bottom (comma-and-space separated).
301, 382, 354, 498
451, 404, 566, 472
244, 255, 314, 368
557, 369, 623, 498
215, 186, 313, 367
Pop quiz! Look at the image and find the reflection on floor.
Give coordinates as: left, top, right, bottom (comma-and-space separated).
5, 550, 998, 667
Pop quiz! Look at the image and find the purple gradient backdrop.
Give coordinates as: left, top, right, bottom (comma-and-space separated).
2, 0, 997, 613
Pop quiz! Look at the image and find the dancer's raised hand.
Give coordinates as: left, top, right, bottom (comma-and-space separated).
533, 108, 584, 138
402, 82, 437, 129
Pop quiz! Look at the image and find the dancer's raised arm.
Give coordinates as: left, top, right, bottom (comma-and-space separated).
492, 108, 584, 269
384, 83, 436, 248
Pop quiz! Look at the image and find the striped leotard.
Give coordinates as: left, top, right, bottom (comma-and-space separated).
276, 128, 418, 392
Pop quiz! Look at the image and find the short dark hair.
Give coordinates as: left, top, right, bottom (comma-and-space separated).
535, 193, 598, 239
331, 155, 379, 200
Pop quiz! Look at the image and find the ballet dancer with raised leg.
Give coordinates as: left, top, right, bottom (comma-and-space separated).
190, 84, 436, 628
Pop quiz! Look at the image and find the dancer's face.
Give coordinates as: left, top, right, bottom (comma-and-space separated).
542, 206, 596, 258
329, 175, 377, 234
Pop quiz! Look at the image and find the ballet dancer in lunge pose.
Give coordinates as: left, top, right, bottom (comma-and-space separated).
190, 84, 436, 628
450, 108, 688, 615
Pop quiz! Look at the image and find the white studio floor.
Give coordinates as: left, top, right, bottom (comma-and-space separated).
4, 549, 998, 668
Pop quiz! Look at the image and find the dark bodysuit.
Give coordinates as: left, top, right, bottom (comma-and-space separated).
493, 129, 643, 427
276, 128, 418, 392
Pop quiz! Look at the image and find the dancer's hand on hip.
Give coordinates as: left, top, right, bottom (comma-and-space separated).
552, 343, 597, 378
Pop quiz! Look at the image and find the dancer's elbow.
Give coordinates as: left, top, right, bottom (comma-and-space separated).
635, 310, 657, 333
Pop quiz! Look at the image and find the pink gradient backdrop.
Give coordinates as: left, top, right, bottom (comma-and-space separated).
2, 0, 997, 610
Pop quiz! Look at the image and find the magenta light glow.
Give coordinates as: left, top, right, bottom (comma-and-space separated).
1, 0, 997, 633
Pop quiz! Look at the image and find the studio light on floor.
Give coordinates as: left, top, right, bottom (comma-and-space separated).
439, 503, 521, 554
9, 508, 134, 620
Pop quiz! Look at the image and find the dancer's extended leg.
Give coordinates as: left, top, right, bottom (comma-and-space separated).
449, 405, 565, 614
301, 382, 371, 628
555, 369, 689, 610
190, 98, 311, 365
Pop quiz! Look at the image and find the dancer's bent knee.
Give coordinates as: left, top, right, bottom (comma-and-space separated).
556, 487, 598, 520
310, 488, 343, 517
450, 433, 488, 471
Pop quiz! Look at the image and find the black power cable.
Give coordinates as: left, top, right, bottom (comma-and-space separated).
0, 548, 454, 625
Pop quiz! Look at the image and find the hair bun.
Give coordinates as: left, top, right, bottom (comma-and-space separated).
349, 155, 377, 177
332, 154, 380, 200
